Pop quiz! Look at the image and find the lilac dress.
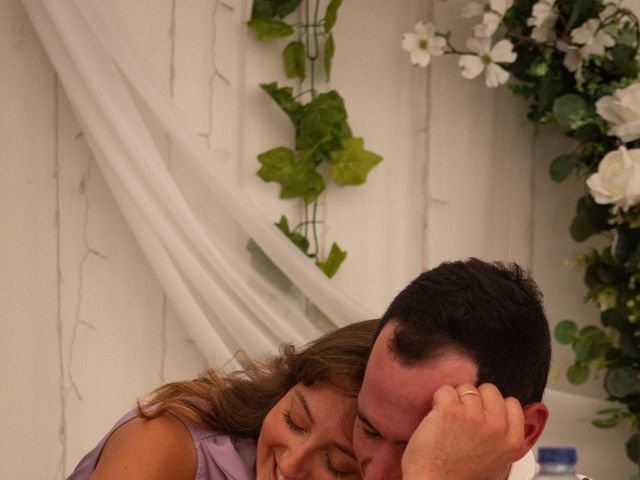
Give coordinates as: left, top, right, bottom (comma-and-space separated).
67, 411, 256, 479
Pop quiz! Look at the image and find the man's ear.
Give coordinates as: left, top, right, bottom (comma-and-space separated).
520, 402, 549, 454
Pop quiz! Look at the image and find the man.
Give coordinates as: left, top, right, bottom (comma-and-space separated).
354, 258, 552, 480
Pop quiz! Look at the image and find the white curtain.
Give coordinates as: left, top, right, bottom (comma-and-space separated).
21, 0, 372, 366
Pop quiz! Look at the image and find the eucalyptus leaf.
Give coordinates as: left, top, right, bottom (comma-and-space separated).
549, 153, 579, 183
552, 94, 589, 131
324, 34, 335, 81
283, 41, 306, 80
606, 367, 640, 398
248, 18, 294, 40
570, 195, 612, 242
567, 361, 590, 384
592, 417, 619, 428
324, 0, 342, 32
329, 137, 382, 185
613, 226, 640, 266
603, 44, 640, 77
565, 0, 600, 30
626, 432, 640, 464
316, 242, 347, 278
554, 319, 578, 344
602, 309, 626, 329
573, 327, 610, 363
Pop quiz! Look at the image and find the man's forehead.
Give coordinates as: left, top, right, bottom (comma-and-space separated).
358, 322, 478, 439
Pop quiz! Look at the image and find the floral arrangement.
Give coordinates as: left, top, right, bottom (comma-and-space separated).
403, 0, 640, 472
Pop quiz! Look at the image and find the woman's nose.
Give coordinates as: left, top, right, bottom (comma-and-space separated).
278, 443, 311, 479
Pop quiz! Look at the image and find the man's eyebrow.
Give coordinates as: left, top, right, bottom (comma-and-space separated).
294, 391, 314, 424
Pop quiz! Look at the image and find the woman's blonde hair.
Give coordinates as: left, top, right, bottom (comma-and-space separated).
138, 319, 378, 440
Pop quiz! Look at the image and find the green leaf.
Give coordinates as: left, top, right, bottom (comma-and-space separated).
260, 82, 302, 122
275, 215, 310, 253
567, 361, 589, 384
570, 195, 612, 242
324, 34, 335, 81
573, 327, 610, 363
554, 319, 577, 344
549, 153, 579, 182
257, 147, 326, 203
324, 0, 342, 32
631, 473, 640, 480
296, 91, 351, 151
250, 0, 304, 19
329, 137, 382, 185
552, 94, 589, 131
606, 367, 640, 398
592, 417, 619, 428
595, 408, 623, 415
613, 226, 640, 266
316, 242, 347, 278
248, 18, 294, 40
283, 41, 306, 80
602, 309, 626, 329
626, 432, 640, 464
564, 0, 600, 30
250, 0, 275, 19
274, 0, 304, 18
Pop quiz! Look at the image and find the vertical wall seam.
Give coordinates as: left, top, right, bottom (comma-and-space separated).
54, 75, 68, 480
237, 0, 249, 186
422, 0, 435, 270
528, 126, 539, 274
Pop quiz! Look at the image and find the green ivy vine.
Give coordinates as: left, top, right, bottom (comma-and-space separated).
247, 0, 382, 277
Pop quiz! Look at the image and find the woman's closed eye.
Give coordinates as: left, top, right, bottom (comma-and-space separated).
283, 409, 306, 434
324, 452, 358, 478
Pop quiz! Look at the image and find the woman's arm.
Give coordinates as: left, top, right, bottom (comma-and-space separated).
91, 415, 197, 480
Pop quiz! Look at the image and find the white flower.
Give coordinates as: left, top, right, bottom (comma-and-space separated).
461, 1, 487, 18
463, 0, 513, 38
586, 146, 640, 212
459, 37, 517, 88
596, 84, 640, 142
571, 18, 615, 57
401, 21, 447, 67
556, 40, 585, 82
599, 2, 621, 21
527, 0, 558, 42
597, 287, 618, 311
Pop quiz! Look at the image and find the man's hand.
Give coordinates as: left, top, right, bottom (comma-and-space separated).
401, 383, 526, 480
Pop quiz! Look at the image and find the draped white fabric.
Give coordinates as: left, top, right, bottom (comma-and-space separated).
21, 0, 372, 366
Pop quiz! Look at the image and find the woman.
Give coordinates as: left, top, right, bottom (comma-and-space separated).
67, 319, 377, 480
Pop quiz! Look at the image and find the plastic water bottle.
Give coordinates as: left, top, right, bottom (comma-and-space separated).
533, 447, 580, 479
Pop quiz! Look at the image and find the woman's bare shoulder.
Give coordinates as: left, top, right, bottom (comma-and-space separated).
91, 414, 197, 480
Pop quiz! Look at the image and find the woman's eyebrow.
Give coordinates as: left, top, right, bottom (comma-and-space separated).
294, 391, 314, 424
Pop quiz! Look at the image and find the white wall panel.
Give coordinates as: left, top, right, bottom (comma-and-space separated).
2, 0, 638, 477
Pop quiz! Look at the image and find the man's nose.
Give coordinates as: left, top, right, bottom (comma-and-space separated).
362, 443, 403, 480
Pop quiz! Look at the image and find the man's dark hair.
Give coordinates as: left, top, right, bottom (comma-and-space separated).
378, 258, 551, 405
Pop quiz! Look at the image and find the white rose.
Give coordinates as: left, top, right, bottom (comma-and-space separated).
586, 146, 640, 212
596, 84, 640, 142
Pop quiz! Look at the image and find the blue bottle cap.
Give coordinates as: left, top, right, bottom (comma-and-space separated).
538, 447, 577, 465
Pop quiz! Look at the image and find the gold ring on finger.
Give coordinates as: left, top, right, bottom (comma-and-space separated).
459, 390, 480, 399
